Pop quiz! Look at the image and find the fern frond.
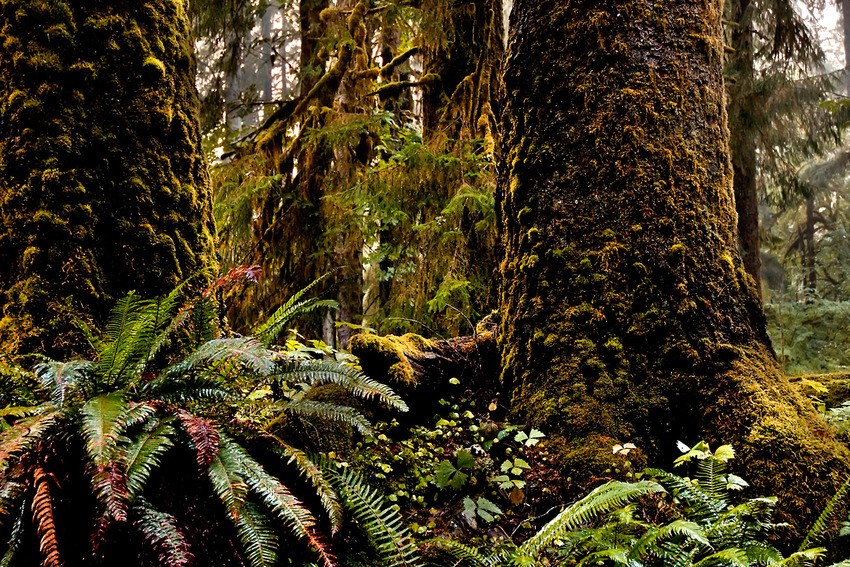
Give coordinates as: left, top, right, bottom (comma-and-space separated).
31, 467, 61, 567
236, 502, 280, 567
690, 547, 749, 567
776, 548, 825, 566
125, 420, 175, 499
0, 480, 24, 527
207, 446, 248, 519
134, 497, 193, 566
323, 461, 421, 567
138, 285, 187, 369
0, 501, 25, 567
575, 548, 631, 566
518, 480, 665, 560
276, 446, 343, 533
628, 519, 709, 563
254, 272, 338, 345
99, 293, 155, 385
799, 477, 850, 550
166, 338, 277, 378
81, 393, 131, 522
647, 468, 724, 525
0, 411, 60, 469
278, 399, 374, 436
422, 538, 499, 567
34, 360, 94, 405
219, 435, 335, 567
177, 411, 220, 468
274, 360, 408, 411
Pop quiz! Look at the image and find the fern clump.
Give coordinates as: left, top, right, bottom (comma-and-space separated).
428, 441, 850, 567
0, 275, 406, 566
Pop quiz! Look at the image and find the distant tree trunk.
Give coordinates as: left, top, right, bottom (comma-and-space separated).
727, 0, 762, 296
499, 0, 848, 536
299, 0, 329, 94
804, 195, 817, 295
0, 0, 216, 357
843, 0, 850, 94
421, 0, 503, 143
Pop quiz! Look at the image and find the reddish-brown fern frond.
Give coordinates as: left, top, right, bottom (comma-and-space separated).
177, 411, 220, 468
31, 467, 61, 567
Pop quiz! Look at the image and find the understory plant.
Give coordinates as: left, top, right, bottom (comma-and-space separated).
0, 273, 407, 567
426, 441, 850, 567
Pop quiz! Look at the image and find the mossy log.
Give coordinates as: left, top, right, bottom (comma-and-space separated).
498, 0, 849, 536
0, 0, 216, 357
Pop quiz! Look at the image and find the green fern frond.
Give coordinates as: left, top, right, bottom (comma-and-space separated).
218, 435, 335, 567
274, 360, 408, 411
278, 399, 374, 436
422, 538, 499, 567
207, 445, 249, 518
647, 468, 724, 525
125, 420, 175, 499
165, 338, 277, 378
695, 457, 728, 504
34, 360, 94, 405
799, 477, 850, 551
134, 498, 193, 566
236, 502, 280, 567
575, 548, 631, 566
99, 293, 156, 385
690, 547, 749, 567
0, 480, 24, 527
322, 461, 422, 567
518, 480, 665, 560
277, 446, 343, 533
254, 272, 338, 345
777, 547, 825, 566
628, 519, 709, 562
81, 392, 131, 521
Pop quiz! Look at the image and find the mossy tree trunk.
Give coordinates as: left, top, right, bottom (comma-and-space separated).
0, 0, 216, 357
499, 0, 848, 534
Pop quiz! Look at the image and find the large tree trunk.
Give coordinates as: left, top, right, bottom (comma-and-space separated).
498, 0, 848, 535
0, 0, 216, 357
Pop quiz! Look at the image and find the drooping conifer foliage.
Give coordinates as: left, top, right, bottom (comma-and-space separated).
210, 0, 504, 343
0, 0, 217, 357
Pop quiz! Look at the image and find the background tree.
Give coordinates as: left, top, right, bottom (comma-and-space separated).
212, 0, 504, 343
498, 0, 848, 534
0, 0, 217, 357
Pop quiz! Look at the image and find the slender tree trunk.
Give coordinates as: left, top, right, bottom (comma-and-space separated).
727, 0, 763, 296
804, 195, 817, 296
499, 0, 848, 535
0, 0, 216, 357
843, 0, 850, 94
299, 0, 329, 95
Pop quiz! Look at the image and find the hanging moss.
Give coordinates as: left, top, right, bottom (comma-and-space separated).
0, 0, 216, 357
498, 0, 849, 539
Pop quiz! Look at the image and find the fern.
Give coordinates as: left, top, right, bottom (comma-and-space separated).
236, 502, 280, 567
253, 272, 339, 345
34, 359, 94, 406
322, 460, 422, 567
81, 393, 131, 522
279, 399, 375, 435
124, 420, 175, 499
275, 444, 344, 533
423, 538, 499, 567
274, 360, 408, 411
799, 476, 850, 551
218, 435, 336, 567
518, 480, 665, 560
31, 467, 61, 567
134, 498, 193, 566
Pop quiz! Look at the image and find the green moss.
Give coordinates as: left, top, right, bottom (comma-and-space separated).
0, 0, 216, 357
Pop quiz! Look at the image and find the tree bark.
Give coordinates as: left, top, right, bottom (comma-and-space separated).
0, 0, 216, 357
499, 0, 848, 535
299, 0, 329, 95
727, 0, 762, 297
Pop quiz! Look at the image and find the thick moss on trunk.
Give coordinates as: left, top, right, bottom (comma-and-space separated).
0, 0, 216, 356
498, 0, 848, 534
